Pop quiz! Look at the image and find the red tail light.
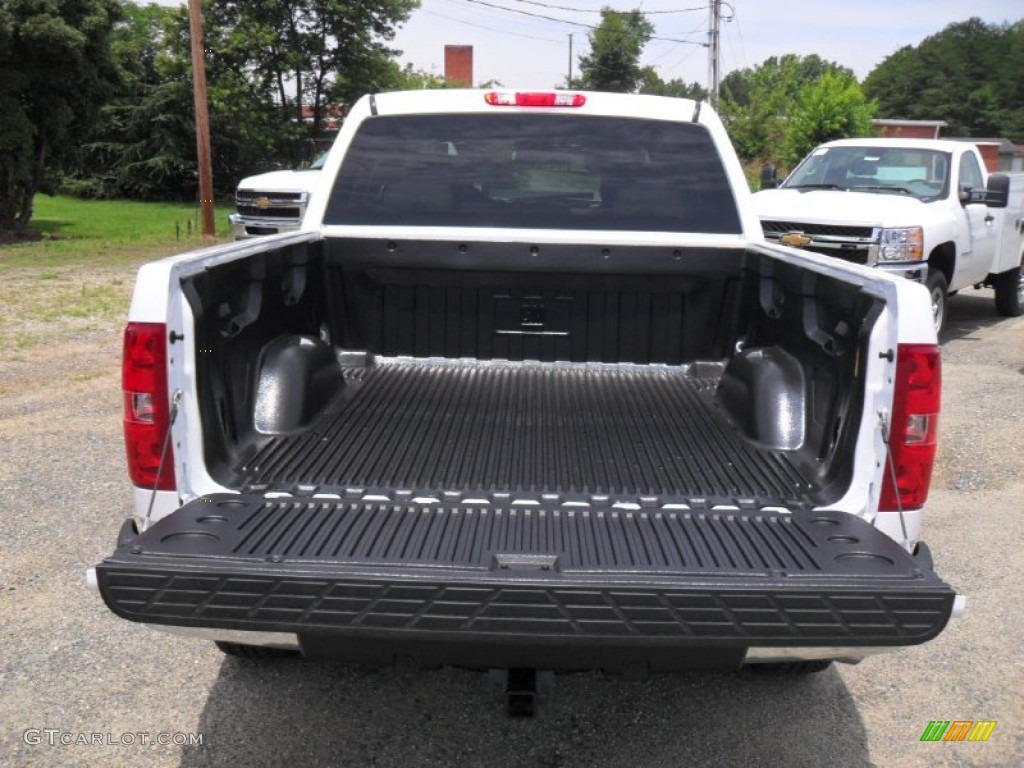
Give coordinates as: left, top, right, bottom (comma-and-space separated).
122, 322, 176, 490
879, 344, 940, 511
484, 91, 586, 108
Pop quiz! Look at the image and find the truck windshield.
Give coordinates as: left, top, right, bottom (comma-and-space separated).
324, 113, 741, 233
782, 146, 951, 201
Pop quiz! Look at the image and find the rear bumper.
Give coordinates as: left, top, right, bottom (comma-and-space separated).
94, 495, 957, 671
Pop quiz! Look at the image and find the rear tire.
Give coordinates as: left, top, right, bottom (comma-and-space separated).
214, 641, 299, 660
925, 270, 948, 335
993, 260, 1024, 317
743, 660, 834, 676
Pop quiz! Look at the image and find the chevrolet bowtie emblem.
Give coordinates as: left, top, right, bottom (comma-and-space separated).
779, 232, 812, 248
255, 196, 272, 210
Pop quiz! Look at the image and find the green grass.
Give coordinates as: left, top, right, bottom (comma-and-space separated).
0, 195, 233, 355
0, 195, 233, 270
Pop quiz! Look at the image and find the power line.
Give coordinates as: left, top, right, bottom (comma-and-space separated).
422, 8, 563, 42
436, 0, 555, 35
721, 2, 749, 76
644, 16, 706, 64
502, 0, 708, 14
458, 0, 708, 45
652, 17, 709, 74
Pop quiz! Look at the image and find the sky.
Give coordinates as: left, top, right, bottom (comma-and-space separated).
150, 1, 1022, 91
389, 0, 1022, 88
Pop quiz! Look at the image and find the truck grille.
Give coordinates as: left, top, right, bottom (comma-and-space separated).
235, 190, 307, 221
761, 220, 877, 266
761, 221, 875, 239
802, 244, 873, 265
237, 205, 303, 219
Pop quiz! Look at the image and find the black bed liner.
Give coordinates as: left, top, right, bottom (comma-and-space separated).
97, 495, 955, 669
239, 360, 816, 508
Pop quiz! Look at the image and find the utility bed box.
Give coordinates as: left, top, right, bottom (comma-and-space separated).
993, 173, 1024, 267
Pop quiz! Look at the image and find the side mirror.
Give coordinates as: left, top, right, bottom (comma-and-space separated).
984, 173, 1009, 208
760, 164, 778, 190
960, 185, 989, 205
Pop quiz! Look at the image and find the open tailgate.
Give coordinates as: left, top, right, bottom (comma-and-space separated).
96, 495, 955, 670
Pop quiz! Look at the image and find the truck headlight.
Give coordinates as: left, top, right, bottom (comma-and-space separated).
878, 227, 923, 262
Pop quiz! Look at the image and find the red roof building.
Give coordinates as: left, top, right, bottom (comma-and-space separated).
300, 104, 346, 132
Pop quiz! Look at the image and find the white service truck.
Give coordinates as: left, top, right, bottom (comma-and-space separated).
90, 91, 959, 713
755, 138, 1024, 333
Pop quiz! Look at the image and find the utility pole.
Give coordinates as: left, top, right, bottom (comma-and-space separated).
568, 33, 573, 87
188, 0, 216, 238
707, 0, 722, 108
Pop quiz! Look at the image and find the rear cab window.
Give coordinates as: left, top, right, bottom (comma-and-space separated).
324, 113, 742, 234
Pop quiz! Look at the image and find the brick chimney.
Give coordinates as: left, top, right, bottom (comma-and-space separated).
444, 45, 473, 87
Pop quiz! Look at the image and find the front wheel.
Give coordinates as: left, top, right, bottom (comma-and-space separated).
925, 270, 949, 335
993, 259, 1024, 317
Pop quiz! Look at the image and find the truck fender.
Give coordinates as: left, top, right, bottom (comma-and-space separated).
927, 242, 956, 286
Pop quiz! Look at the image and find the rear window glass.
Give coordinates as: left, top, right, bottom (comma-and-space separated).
324, 113, 741, 234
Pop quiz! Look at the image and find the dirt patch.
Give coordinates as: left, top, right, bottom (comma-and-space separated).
0, 258, 136, 437
0, 263, 134, 365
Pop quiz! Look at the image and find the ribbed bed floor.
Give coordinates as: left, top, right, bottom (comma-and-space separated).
239, 360, 817, 506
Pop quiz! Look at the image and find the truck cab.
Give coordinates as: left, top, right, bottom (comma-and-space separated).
755, 138, 1024, 333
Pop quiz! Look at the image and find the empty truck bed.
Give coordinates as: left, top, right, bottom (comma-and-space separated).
238, 359, 818, 508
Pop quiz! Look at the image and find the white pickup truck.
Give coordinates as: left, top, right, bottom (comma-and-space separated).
228, 153, 326, 239
91, 91, 958, 712
755, 138, 1024, 333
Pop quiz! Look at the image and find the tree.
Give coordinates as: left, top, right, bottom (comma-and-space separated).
163, 6, 299, 183
637, 68, 707, 100
718, 54, 856, 163
577, 9, 654, 93
69, 3, 284, 200
783, 71, 876, 163
0, 0, 121, 232
67, 0, 426, 200
210, 0, 419, 140
69, 4, 196, 199
864, 18, 1024, 141
380, 62, 460, 90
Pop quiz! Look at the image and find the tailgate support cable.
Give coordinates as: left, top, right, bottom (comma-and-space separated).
145, 389, 182, 529
878, 410, 910, 549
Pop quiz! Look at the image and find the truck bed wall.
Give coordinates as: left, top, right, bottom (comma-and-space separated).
326, 240, 745, 364
182, 237, 879, 506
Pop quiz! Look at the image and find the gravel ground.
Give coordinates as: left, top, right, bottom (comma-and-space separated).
0, 283, 1021, 768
